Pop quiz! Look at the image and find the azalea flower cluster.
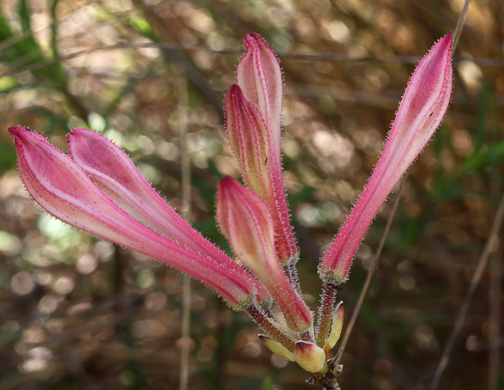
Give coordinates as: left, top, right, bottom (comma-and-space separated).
9, 33, 452, 387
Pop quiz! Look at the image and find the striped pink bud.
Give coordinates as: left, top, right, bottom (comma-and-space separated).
9, 126, 262, 309
319, 35, 453, 283
67, 128, 271, 305
229, 33, 297, 263
217, 176, 312, 331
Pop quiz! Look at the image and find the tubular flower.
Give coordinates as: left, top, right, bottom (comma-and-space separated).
217, 176, 312, 332
228, 33, 297, 263
9, 126, 267, 309
225, 85, 271, 203
67, 128, 271, 304
319, 34, 453, 284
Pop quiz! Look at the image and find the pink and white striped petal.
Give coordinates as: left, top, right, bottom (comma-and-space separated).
10, 126, 258, 309
67, 128, 271, 306
237, 33, 283, 163
225, 85, 271, 196
233, 34, 297, 263
217, 177, 312, 331
319, 34, 453, 283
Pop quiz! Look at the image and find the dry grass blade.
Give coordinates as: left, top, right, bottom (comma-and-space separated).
3, 42, 504, 80
429, 192, 504, 390
178, 77, 192, 390
452, 0, 471, 52
488, 190, 501, 390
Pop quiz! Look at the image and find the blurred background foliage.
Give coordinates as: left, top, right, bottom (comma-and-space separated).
0, 0, 503, 389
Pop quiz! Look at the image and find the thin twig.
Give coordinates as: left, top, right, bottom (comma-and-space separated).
335, 178, 405, 365
428, 2, 476, 387
178, 77, 192, 390
3, 41, 504, 80
452, 0, 471, 52
0, 3, 92, 53
429, 192, 504, 390
488, 185, 501, 390
487, 118, 501, 390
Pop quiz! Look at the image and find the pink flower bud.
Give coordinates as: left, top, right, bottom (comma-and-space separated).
9, 126, 260, 309
225, 85, 271, 197
237, 33, 282, 160
319, 35, 453, 283
217, 176, 312, 331
230, 34, 297, 263
67, 128, 271, 305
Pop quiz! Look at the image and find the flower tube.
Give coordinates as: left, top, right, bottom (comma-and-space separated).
9, 126, 259, 309
231, 33, 297, 263
319, 35, 453, 283
67, 128, 271, 305
217, 176, 312, 331
225, 85, 271, 199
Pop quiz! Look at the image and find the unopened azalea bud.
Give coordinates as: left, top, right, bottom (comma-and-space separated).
9, 126, 258, 309
294, 341, 328, 373
320, 34, 453, 283
225, 85, 271, 195
259, 334, 295, 362
217, 177, 312, 331
67, 128, 272, 307
231, 34, 297, 263
324, 302, 344, 353
237, 33, 282, 162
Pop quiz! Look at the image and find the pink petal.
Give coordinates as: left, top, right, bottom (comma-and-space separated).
319, 34, 453, 283
9, 126, 258, 309
226, 85, 271, 195
217, 177, 312, 331
237, 33, 282, 162
67, 128, 272, 305
227, 84, 292, 265
234, 35, 297, 262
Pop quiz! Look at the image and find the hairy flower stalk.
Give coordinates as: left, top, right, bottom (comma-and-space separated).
316, 34, 453, 349
9, 126, 267, 309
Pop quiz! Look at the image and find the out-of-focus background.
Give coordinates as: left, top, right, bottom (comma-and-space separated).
0, 0, 503, 389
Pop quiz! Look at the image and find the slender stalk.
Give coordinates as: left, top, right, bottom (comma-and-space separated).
488, 190, 501, 390
179, 78, 191, 390
428, 2, 476, 388
452, 0, 471, 52
335, 178, 404, 364
488, 139, 501, 390
246, 304, 296, 351
315, 282, 337, 347
429, 192, 504, 390
282, 260, 302, 295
